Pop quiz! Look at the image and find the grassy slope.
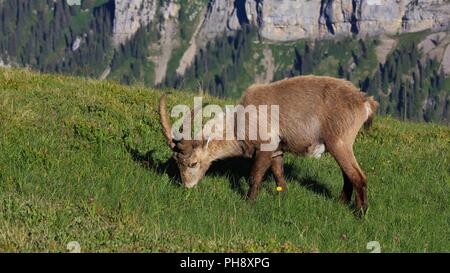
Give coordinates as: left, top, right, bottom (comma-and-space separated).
0, 68, 449, 252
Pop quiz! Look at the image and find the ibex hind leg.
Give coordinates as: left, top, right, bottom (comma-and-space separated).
327, 141, 368, 214
340, 170, 354, 204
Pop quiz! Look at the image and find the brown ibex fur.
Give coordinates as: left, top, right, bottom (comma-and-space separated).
159, 75, 379, 213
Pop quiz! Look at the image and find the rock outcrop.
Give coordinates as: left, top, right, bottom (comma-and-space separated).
417, 31, 450, 75
148, 1, 181, 85
176, 10, 206, 76
442, 44, 450, 75
259, 0, 323, 41
196, 0, 260, 41
113, 0, 157, 47
402, 0, 450, 33
197, 0, 450, 42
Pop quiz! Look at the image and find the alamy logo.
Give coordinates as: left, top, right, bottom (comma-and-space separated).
170, 97, 280, 151
67, 241, 81, 253
366, 241, 381, 253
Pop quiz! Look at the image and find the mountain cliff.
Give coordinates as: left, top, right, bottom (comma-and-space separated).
112, 0, 450, 43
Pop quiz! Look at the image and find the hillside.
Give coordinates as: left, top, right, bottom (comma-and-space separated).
0, 68, 449, 252
1, 1, 449, 124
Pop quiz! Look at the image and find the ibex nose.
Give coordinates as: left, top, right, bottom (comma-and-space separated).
182, 176, 200, 188
183, 183, 197, 189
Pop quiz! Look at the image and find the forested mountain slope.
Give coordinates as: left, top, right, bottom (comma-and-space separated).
0, 0, 449, 124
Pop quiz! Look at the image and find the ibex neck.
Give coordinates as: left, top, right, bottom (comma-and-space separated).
208, 139, 245, 162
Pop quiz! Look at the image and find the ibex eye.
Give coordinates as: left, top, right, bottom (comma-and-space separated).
188, 162, 199, 168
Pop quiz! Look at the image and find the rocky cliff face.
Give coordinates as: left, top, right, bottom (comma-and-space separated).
111, 0, 450, 55
196, 0, 450, 42
402, 0, 450, 32
113, 0, 157, 46
198, 0, 258, 39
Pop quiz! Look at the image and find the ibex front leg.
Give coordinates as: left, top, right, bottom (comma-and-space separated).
271, 154, 287, 193
247, 151, 272, 201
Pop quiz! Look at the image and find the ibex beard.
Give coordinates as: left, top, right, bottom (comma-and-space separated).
159, 76, 379, 213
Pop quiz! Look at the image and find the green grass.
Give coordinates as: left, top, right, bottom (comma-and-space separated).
0, 68, 449, 252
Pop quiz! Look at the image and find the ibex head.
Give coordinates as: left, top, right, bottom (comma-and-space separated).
159, 94, 214, 188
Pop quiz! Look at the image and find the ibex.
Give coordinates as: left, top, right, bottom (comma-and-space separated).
159, 76, 379, 212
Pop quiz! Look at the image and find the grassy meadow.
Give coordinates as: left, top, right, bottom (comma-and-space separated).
0, 68, 449, 252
